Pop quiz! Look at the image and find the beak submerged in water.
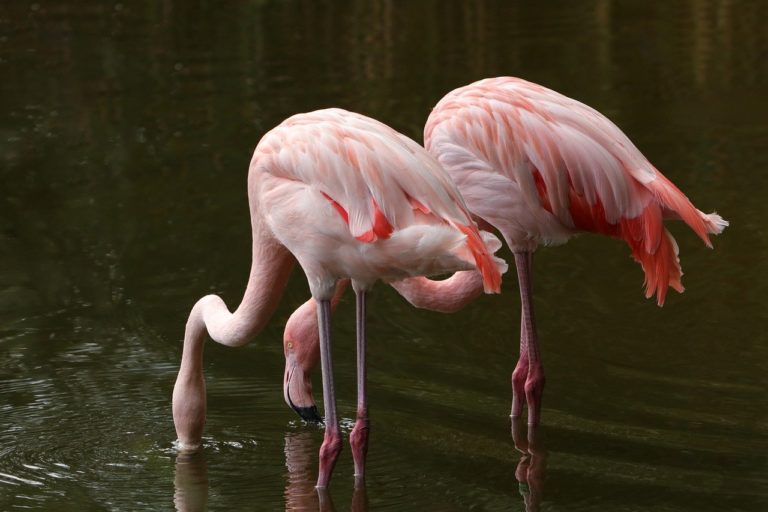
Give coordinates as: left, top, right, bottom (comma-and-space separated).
290, 400, 322, 423
284, 353, 322, 423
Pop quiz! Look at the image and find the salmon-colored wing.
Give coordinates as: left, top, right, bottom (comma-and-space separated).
426, 77, 726, 304
254, 109, 501, 291
256, 109, 471, 239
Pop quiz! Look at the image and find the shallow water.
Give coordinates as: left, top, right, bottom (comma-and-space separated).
1, 1, 766, 510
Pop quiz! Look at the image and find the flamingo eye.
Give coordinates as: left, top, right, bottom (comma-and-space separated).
287, 341, 293, 349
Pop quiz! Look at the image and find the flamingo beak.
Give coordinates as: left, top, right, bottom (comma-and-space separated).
290, 397, 322, 423
284, 354, 322, 423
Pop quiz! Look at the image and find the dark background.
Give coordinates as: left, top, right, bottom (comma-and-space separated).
1, 1, 766, 510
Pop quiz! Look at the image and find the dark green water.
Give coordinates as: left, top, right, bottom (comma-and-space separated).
1, 1, 766, 510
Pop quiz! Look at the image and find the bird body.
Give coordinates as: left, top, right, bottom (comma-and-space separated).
423, 77, 727, 424
425, 77, 727, 304
254, 108, 501, 298
172, 108, 503, 488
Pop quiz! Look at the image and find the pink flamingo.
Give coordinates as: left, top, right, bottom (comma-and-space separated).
171, 108, 503, 488
282, 77, 728, 428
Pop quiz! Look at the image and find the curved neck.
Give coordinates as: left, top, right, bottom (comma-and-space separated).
390, 270, 484, 314
173, 211, 294, 448
185, 213, 294, 357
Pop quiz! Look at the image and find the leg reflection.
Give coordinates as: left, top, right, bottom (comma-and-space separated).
511, 418, 547, 512
284, 430, 336, 511
352, 477, 369, 512
174, 451, 209, 512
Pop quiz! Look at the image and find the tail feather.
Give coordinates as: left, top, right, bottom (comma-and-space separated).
569, 170, 725, 305
648, 173, 728, 247
614, 202, 683, 306
702, 212, 729, 238
626, 226, 683, 307
456, 223, 502, 294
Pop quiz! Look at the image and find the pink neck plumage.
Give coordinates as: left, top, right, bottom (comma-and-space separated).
390, 271, 484, 313
284, 270, 483, 342
172, 213, 295, 449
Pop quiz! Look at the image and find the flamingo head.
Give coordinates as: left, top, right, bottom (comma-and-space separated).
283, 300, 322, 423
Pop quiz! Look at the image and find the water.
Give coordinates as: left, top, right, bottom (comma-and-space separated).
1, 1, 766, 510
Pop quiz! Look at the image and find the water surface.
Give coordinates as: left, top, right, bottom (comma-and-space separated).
1, 1, 766, 510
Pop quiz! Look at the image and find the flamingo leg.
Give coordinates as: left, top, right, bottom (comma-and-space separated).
511, 252, 533, 418
514, 252, 545, 425
350, 290, 369, 484
510, 304, 529, 418
315, 299, 342, 489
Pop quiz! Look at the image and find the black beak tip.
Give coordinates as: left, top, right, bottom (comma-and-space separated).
293, 405, 323, 423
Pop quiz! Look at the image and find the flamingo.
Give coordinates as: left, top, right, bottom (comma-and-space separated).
171, 108, 503, 489
281, 77, 728, 428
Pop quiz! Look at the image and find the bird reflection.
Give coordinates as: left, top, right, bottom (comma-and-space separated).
511, 418, 546, 512
173, 451, 209, 512
284, 430, 327, 510
284, 430, 368, 511
172, 424, 537, 511
351, 479, 368, 511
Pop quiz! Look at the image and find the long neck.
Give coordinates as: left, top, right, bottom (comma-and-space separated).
389, 270, 484, 314
187, 212, 294, 350
173, 210, 294, 448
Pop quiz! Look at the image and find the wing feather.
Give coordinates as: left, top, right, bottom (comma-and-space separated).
426, 77, 661, 234
256, 109, 475, 241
